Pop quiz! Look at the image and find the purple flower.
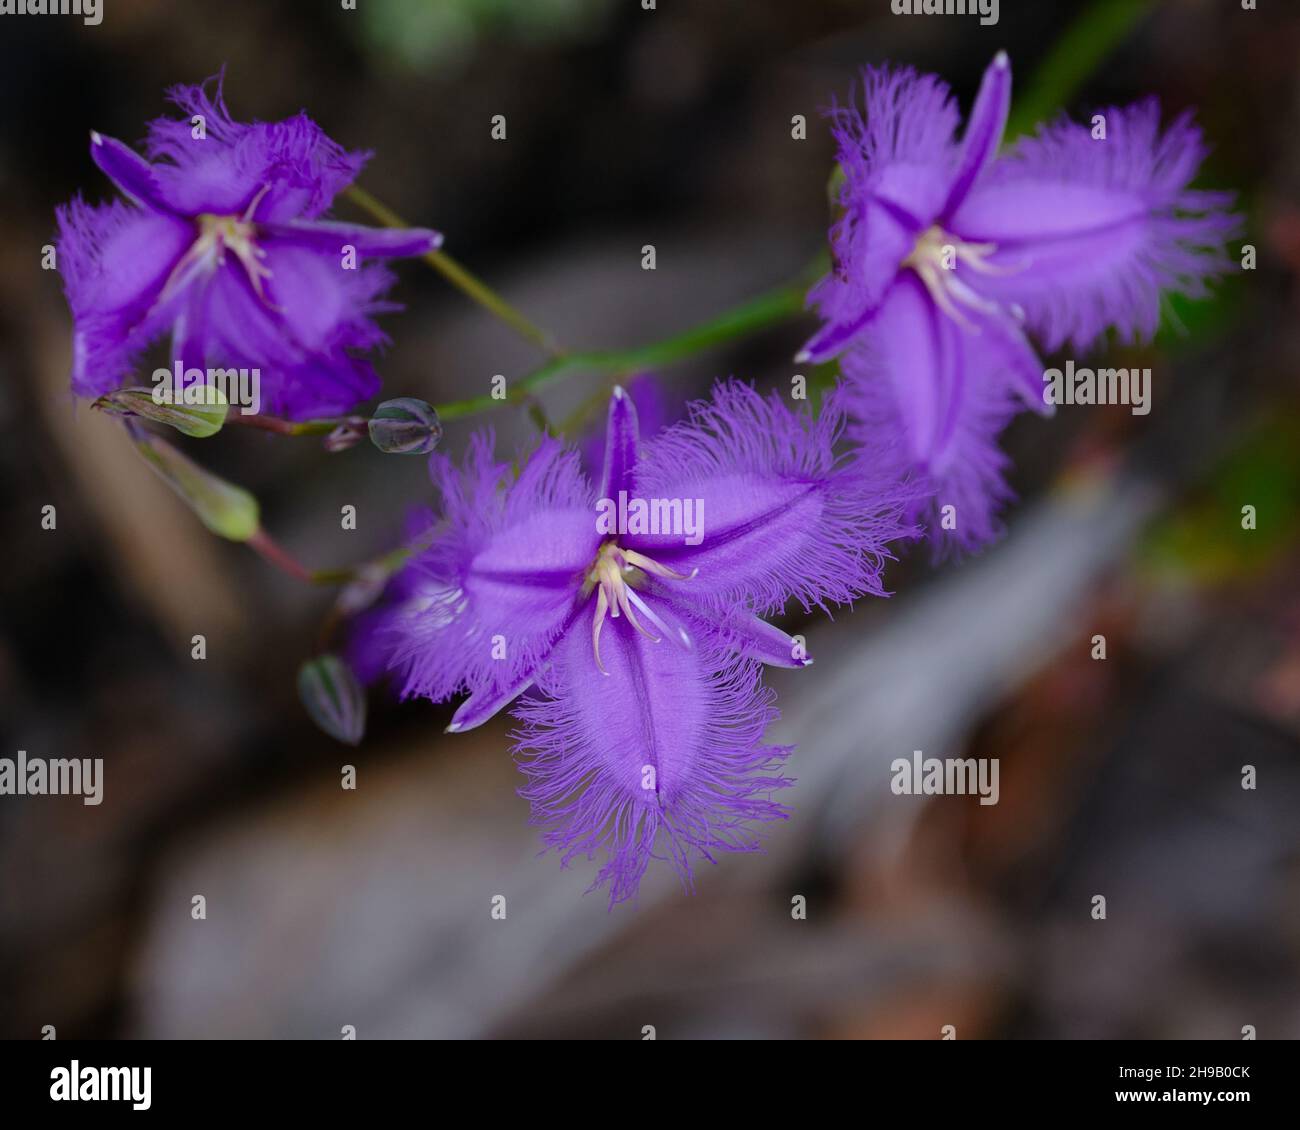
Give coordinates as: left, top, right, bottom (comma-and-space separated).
55, 74, 440, 419
805, 53, 1239, 548
376, 382, 914, 902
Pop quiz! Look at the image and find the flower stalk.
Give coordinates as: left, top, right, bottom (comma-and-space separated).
344, 183, 562, 357
124, 418, 415, 588
225, 413, 367, 437
433, 266, 820, 422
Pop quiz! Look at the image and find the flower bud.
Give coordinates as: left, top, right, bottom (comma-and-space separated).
297, 655, 367, 746
367, 398, 442, 455
95, 385, 228, 438
132, 432, 260, 541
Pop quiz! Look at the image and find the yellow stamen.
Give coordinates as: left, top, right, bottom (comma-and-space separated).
585, 540, 694, 672
901, 224, 1017, 332
156, 187, 280, 314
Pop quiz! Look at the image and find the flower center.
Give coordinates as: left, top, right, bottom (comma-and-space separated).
158, 185, 277, 310
901, 224, 1006, 332
583, 540, 695, 676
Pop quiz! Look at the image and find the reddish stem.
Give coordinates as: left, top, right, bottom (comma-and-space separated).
246, 529, 315, 584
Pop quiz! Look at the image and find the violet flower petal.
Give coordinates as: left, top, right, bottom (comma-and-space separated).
629, 382, 913, 613
842, 341, 1017, 556
597, 384, 642, 501
89, 131, 177, 214
800, 64, 961, 362
939, 51, 1011, 221
511, 615, 792, 906
262, 219, 442, 259
55, 199, 193, 395
447, 672, 536, 733
386, 435, 598, 706
709, 609, 814, 669
144, 76, 368, 220
949, 100, 1241, 351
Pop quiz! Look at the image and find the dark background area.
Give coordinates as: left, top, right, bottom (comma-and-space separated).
1, 0, 1298, 1039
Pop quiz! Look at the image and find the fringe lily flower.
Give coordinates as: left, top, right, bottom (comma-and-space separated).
55, 75, 440, 418
377, 382, 914, 902
804, 52, 1239, 549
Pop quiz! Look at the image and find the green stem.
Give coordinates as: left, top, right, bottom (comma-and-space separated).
433, 266, 820, 423
309, 544, 415, 587
344, 184, 561, 356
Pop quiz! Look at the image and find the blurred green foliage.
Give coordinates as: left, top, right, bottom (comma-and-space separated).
355, 0, 613, 73
1004, 0, 1155, 140
1139, 412, 1300, 583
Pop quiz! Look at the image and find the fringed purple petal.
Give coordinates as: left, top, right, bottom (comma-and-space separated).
380, 433, 599, 708
802, 64, 960, 362
144, 73, 368, 220
978, 306, 1052, 416
511, 609, 792, 906
269, 356, 384, 420
841, 340, 1018, 557
198, 264, 383, 417
949, 100, 1241, 351
54, 197, 192, 396
261, 243, 395, 356
344, 506, 439, 687
629, 381, 915, 614
847, 269, 1049, 469
866, 274, 954, 464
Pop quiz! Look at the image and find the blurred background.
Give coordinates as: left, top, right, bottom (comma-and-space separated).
2, 0, 1298, 1039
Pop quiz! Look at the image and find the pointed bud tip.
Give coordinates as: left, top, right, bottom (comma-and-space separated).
444, 722, 462, 734
993, 50, 1009, 69
90, 130, 103, 145
794, 350, 811, 364
297, 655, 367, 746
612, 384, 626, 399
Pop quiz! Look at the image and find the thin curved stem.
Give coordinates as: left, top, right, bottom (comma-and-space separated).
344, 184, 562, 357
247, 528, 316, 583
433, 265, 821, 422
126, 418, 406, 588
346, 184, 821, 425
